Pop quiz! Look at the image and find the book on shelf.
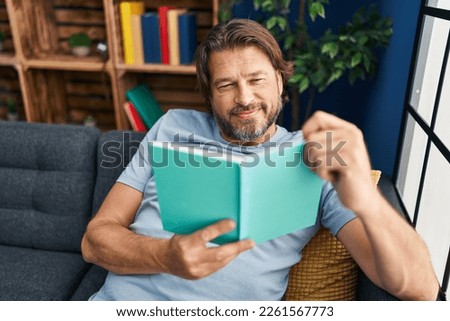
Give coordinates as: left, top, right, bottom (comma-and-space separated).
119, 1, 145, 64
141, 12, 162, 63
167, 8, 187, 65
125, 84, 164, 129
178, 13, 198, 65
158, 5, 175, 64
131, 14, 145, 65
150, 141, 323, 245
123, 101, 147, 132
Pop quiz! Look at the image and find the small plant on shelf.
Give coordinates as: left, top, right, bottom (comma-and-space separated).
68, 32, 92, 57
84, 115, 97, 127
6, 98, 18, 121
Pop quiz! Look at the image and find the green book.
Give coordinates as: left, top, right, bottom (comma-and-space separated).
150, 141, 323, 245
126, 84, 164, 129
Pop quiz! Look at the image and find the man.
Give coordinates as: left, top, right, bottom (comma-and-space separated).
82, 19, 440, 300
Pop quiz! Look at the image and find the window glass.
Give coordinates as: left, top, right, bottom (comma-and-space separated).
426, 0, 450, 10
396, 115, 428, 221
409, 16, 449, 125
415, 144, 450, 285
434, 50, 450, 148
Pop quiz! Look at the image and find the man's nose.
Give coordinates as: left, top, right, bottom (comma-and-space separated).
235, 84, 255, 107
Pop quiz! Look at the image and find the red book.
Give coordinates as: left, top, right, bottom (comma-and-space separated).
123, 101, 147, 132
158, 5, 175, 64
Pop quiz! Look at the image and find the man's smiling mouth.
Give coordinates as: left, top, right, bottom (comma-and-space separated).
234, 108, 260, 119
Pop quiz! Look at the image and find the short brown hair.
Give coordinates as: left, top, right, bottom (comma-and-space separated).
195, 19, 293, 110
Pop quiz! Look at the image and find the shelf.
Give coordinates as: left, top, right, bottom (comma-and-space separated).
23, 68, 116, 129
0, 53, 18, 66
23, 56, 112, 72
116, 63, 196, 75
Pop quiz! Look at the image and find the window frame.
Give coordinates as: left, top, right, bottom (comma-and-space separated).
393, 0, 450, 293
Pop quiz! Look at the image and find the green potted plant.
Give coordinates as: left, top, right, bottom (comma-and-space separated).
6, 98, 18, 121
68, 32, 92, 57
84, 115, 97, 127
0, 30, 5, 53
221, 0, 393, 129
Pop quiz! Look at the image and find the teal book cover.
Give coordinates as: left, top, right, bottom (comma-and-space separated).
150, 141, 322, 244
126, 84, 164, 129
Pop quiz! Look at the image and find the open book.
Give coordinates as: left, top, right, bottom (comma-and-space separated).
150, 141, 323, 244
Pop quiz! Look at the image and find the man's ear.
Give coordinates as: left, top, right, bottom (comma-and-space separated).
276, 71, 283, 96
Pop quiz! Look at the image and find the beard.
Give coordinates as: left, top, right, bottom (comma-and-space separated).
213, 97, 282, 143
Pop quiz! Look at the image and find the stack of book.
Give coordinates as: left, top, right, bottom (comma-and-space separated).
123, 84, 164, 132
120, 1, 198, 65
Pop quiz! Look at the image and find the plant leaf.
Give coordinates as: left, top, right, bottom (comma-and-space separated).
262, 0, 275, 11
351, 52, 362, 67
309, 2, 325, 22
277, 17, 287, 31
299, 77, 310, 93
362, 54, 371, 72
284, 34, 296, 50
349, 67, 365, 84
266, 16, 278, 30
358, 35, 369, 46
289, 73, 303, 83
326, 70, 343, 86
334, 60, 345, 69
321, 42, 339, 58
317, 3, 326, 18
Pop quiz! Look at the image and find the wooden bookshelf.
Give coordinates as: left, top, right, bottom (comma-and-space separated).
115, 63, 196, 75
0, 0, 219, 130
0, 52, 17, 66
107, 0, 217, 130
24, 57, 112, 72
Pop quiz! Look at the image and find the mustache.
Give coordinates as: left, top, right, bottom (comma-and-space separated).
229, 103, 267, 115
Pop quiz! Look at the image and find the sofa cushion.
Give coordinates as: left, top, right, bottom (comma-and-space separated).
70, 265, 109, 301
72, 131, 146, 300
0, 121, 100, 252
92, 131, 146, 214
0, 244, 88, 300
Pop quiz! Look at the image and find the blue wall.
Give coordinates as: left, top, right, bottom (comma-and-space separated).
362, 0, 421, 177
231, 0, 421, 177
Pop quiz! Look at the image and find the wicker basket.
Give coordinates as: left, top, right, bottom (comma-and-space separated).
284, 170, 381, 300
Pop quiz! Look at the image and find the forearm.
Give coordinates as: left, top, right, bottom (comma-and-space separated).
302, 112, 440, 300
82, 218, 255, 280
81, 221, 169, 275
357, 191, 439, 300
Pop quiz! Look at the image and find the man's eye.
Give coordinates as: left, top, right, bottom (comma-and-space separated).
251, 78, 264, 84
219, 84, 233, 89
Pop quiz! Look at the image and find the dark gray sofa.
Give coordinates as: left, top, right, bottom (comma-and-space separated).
0, 121, 140, 300
0, 120, 398, 300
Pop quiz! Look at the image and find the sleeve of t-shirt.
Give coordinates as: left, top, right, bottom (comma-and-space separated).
319, 181, 357, 236
116, 117, 163, 192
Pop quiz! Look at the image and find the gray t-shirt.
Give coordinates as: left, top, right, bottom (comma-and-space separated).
90, 109, 356, 300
